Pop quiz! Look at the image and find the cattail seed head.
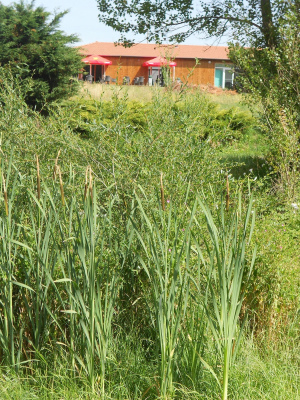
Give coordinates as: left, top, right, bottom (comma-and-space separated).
53, 149, 61, 180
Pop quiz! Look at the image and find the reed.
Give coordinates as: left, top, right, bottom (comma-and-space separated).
84, 166, 89, 200
160, 172, 165, 211
0, 163, 18, 368
226, 175, 229, 212
36, 155, 40, 201
57, 165, 65, 206
132, 190, 198, 399
57, 188, 120, 396
197, 193, 256, 400
2, 173, 8, 216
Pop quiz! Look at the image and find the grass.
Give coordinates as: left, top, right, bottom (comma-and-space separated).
78, 82, 158, 102
78, 81, 246, 109
207, 92, 245, 110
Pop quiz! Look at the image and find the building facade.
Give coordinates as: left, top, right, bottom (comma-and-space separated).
78, 42, 234, 88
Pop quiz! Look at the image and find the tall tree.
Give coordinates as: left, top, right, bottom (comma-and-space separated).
0, 1, 82, 108
97, 0, 293, 47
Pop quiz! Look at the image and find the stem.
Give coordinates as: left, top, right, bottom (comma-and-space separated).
222, 344, 230, 400
160, 172, 165, 211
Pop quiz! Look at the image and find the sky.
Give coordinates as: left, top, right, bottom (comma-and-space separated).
0, 0, 228, 46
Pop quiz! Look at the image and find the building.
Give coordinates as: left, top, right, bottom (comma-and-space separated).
78, 41, 234, 89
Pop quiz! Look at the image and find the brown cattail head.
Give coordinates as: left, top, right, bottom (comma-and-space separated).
160, 172, 165, 211
57, 165, 65, 206
226, 174, 230, 212
84, 166, 89, 200
53, 149, 61, 180
2, 173, 8, 216
36, 155, 41, 201
89, 167, 93, 201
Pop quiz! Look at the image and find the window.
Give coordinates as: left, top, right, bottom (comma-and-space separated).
214, 64, 234, 89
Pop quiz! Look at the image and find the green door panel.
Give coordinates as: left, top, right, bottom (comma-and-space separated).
214, 69, 223, 88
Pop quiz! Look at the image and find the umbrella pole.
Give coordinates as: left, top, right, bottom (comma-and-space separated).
90, 64, 92, 75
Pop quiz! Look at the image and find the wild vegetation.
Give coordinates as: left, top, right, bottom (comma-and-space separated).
0, 66, 299, 399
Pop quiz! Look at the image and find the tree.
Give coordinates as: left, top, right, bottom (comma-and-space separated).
97, 0, 294, 48
0, 1, 82, 108
229, 5, 300, 197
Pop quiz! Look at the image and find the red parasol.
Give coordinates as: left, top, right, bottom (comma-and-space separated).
143, 57, 177, 67
82, 55, 112, 65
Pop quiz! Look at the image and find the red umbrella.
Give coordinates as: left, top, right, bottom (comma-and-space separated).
82, 55, 112, 65
143, 57, 177, 67
82, 55, 112, 82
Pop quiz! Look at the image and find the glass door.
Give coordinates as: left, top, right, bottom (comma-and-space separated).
214, 68, 223, 87
215, 64, 234, 89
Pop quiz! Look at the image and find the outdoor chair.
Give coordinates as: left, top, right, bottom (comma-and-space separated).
111, 78, 117, 84
138, 76, 144, 85
123, 76, 130, 85
133, 77, 139, 85
86, 74, 93, 83
104, 76, 111, 84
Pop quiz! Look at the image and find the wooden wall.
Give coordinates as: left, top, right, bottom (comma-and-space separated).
92, 56, 226, 86
104, 56, 151, 84
175, 59, 215, 85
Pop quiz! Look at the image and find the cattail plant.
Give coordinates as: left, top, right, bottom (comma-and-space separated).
61, 188, 120, 396
18, 189, 61, 358
197, 193, 256, 400
132, 190, 197, 399
0, 160, 25, 370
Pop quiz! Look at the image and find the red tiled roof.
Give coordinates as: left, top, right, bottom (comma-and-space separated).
77, 41, 230, 60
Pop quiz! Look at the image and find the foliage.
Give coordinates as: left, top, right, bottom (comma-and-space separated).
230, 5, 300, 198
0, 1, 82, 109
0, 69, 299, 399
96, 0, 294, 47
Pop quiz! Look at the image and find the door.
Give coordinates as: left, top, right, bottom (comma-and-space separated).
224, 69, 234, 89
214, 68, 223, 88
152, 68, 160, 85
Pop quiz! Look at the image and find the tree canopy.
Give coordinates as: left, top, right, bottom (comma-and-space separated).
0, 0, 82, 108
97, 0, 297, 48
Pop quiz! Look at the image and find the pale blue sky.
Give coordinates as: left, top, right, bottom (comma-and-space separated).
0, 0, 228, 46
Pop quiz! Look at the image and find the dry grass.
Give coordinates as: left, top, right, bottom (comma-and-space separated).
76, 82, 244, 109
77, 82, 159, 102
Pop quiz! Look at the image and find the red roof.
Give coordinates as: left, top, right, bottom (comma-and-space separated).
78, 42, 230, 61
